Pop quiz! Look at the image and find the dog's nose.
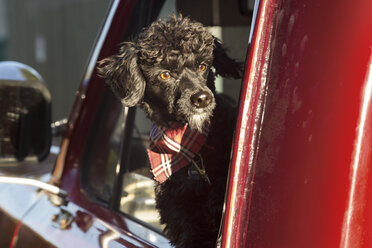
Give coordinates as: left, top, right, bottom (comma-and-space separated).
190, 91, 212, 108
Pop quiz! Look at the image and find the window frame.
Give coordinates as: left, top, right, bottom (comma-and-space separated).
80, 0, 167, 234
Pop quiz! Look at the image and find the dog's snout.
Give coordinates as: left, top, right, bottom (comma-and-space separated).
190, 91, 212, 108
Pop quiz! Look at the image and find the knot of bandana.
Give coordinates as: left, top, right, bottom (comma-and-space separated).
147, 123, 209, 183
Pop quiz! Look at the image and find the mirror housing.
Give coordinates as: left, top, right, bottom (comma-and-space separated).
0, 61, 51, 163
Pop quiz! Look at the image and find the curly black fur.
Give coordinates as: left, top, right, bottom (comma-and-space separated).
98, 14, 242, 247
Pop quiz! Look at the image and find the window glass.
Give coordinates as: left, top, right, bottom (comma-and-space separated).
116, 0, 251, 231
82, 0, 251, 234
81, 89, 123, 204
118, 108, 161, 228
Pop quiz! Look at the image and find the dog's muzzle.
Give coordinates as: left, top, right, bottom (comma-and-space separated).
190, 91, 213, 108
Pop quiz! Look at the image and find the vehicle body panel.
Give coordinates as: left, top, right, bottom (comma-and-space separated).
222, 0, 372, 247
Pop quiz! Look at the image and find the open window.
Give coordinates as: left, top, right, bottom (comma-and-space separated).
81, 0, 253, 236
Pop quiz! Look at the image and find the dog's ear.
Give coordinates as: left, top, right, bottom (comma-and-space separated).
97, 42, 145, 107
213, 39, 244, 79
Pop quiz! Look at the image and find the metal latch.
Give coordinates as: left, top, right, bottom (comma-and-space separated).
51, 208, 74, 230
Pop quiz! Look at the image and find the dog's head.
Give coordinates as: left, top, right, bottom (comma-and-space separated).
98, 15, 241, 132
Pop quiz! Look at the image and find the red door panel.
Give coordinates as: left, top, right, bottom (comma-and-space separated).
223, 0, 372, 247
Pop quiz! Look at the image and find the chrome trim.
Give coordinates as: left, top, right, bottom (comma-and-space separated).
249, 0, 261, 44
96, 218, 121, 248
51, 118, 68, 136
0, 176, 67, 197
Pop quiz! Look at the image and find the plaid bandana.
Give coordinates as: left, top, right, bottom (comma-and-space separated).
147, 123, 209, 183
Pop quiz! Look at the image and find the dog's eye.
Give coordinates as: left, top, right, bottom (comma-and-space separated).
159, 72, 171, 80
198, 64, 207, 72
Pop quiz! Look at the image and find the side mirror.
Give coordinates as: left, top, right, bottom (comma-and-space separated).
0, 61, 51, 163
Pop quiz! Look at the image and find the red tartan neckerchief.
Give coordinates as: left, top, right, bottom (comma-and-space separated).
147, 122, 209, 183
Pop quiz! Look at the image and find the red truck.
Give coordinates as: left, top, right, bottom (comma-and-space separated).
1, 0, 372, 247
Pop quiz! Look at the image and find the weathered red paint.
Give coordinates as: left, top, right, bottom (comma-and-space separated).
221, 0, 277, 246
9, 221, 21, 248
341, 57, 372, 247
223, 0, 372, 247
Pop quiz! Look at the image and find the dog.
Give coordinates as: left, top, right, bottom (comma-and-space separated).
98, 14, 242, 248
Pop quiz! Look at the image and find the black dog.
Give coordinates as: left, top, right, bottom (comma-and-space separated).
99, 15, 242, 248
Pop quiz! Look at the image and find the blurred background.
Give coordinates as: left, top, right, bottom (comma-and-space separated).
0, 0, 111, 122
